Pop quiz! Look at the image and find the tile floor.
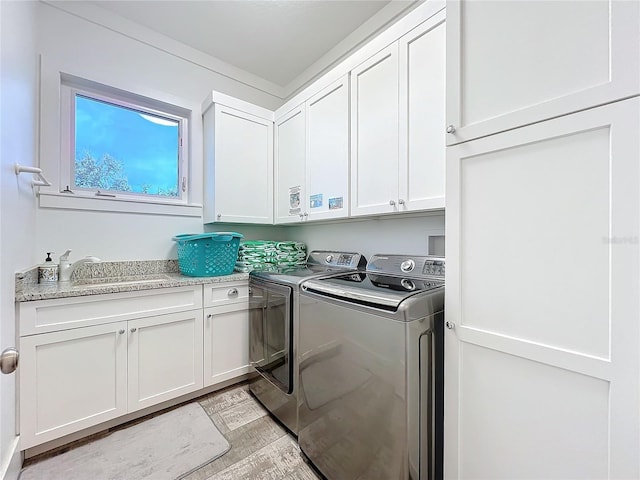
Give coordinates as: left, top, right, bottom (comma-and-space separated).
185, 383, 321, 480
23, 382, 322, 480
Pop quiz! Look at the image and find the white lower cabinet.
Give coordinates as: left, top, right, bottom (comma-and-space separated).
20, 322, 128, 449
445, 98, 640, 479
18, 282, 251, 450
20, 309, 204, 449
127, 311, 204, 412
17, 285, 223, 450
204, 303, 250, 386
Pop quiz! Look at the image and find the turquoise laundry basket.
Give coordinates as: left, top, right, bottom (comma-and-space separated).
172, 232, 243, 276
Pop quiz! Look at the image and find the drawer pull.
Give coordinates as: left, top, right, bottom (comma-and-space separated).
228, 288, 239, 297
118, 329, 125, 335
130, 327, 137, 333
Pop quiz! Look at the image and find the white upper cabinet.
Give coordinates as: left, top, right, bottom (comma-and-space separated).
399, 11, 446, 211
351, 10, 446, 217
275, 105, 306, 224
203, 93, 274, 224
446, 0, 640, 145
350, 44, 400, 216
275, 76, 350, 224
305, 77, 350, 221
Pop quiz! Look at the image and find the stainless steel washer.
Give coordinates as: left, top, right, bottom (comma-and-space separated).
298, 254, 445, 479
248, 251, 366, 435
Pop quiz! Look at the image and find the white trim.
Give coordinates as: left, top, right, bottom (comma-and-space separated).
0, 436, 20, 480
38, 54, 204, 215
201, 91, 274, 120
38, 192, 202, 217
41, 0, 287, 100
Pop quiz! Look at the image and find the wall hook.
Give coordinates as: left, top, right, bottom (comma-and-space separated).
14, 164, 51, 187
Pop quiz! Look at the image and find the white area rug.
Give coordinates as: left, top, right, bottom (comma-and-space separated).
20, 403, 230, 480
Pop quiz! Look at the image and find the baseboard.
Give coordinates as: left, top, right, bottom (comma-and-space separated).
0, 436, 21, 480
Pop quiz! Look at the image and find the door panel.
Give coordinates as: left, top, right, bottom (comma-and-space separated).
350, 44, 400, 216
249, 281, 293, 394
20, 322, 127, 448
445, 99, 640, 478
446, 0, 640, 144
128, 311, 203, 412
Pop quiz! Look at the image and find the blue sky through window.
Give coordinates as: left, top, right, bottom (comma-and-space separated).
74, 95, 180, 196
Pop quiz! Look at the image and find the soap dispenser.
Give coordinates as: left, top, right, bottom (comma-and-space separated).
38, 252, 59, 283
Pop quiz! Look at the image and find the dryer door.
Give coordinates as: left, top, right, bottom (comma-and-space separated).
249, 279, 293, 394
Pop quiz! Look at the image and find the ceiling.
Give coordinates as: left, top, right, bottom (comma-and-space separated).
84, 0, 414, 89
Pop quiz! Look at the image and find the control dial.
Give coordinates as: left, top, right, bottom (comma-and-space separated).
325, 254, 334, 263
400, 259, 415, 273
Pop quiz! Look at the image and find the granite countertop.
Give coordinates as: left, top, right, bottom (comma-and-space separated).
16, 260, 249, 302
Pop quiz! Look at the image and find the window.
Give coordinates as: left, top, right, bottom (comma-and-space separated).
59, 75, 190, 206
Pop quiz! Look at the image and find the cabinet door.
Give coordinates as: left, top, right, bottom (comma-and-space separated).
446, 0, 640, 145
306, 76, 350, 221
399, 12, 446, 212
445, 99, 640, 479
274, 105, 306, 224
20, 322, 128, 449
204, 303, 250, 386
214, 104, 274, 223
128, 310, 203, 412
350, 44, 400, 216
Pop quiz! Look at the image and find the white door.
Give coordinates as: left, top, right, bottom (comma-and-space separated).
128, 311, 203, 412
350, 44, 400, 216
214, 104, 274, 224
398, 11, 446, 212
204, 303, 250, 386
274, 105, 306, 224
446, 0, 640, 145
306, 76, 350, 221
445, 98, 640, 479
20, 323, 128, 449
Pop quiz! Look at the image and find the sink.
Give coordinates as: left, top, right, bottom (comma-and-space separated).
72, 274, 172, 288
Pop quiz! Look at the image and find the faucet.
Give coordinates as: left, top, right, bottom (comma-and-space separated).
58, 249, 101, 282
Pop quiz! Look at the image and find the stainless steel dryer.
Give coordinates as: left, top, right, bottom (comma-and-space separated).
248, 251, 366, 435
297, 254, 445, 480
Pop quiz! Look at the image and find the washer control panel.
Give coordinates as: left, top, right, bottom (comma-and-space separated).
368, 254, 445, 279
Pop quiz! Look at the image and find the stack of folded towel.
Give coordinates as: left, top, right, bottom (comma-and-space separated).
274, 241, 307, 268
235, 240, 307, 272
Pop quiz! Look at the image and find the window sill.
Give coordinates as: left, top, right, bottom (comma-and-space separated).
38, 192, 203, 217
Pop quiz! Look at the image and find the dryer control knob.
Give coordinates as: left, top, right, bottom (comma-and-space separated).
400, 259, 415, 272
325, 254, 334, 263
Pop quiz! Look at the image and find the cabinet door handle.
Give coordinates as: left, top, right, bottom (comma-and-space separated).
130, 327, 137, 333
118, 329, 125, 334
303, 212, 308, 218
389, 200, 396, 206
206, 314, 213, 320
228, 288, 239, 297
446, 125, 456, 134
398, 199, 405, 205
216, 213, 221, 220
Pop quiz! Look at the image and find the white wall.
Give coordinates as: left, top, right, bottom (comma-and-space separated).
32, 2, 446, 265
286, 213, 445, 261
0, 0, 39, 477
34, 2, 284, 262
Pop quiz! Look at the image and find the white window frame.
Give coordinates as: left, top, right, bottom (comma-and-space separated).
37, 62, 202, 217
59, 76, 188, 205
